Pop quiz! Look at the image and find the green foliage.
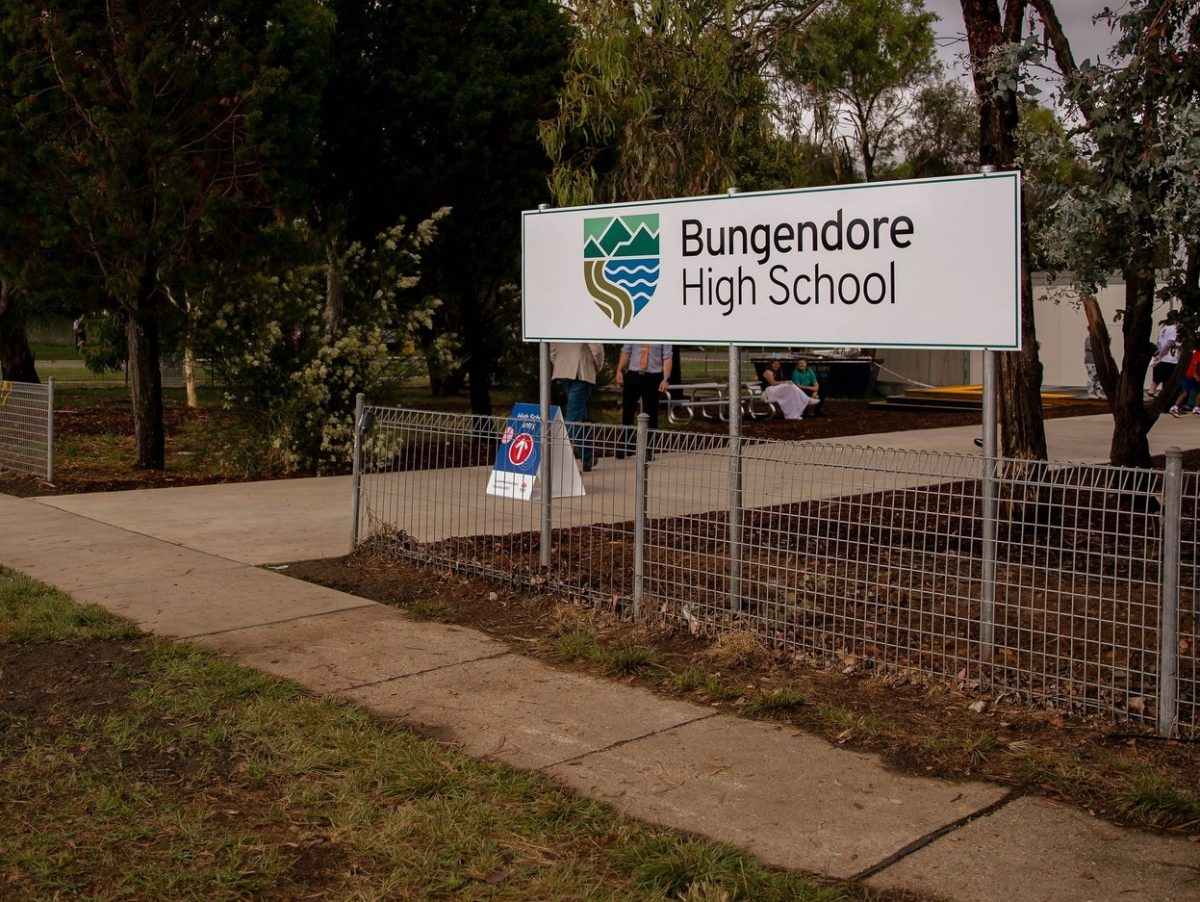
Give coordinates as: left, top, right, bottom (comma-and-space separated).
888, 78, 980, 180
0, 0, 335, 466
1027, 1, 1199, 466
781, 0, 938, 181
546, 627, 605, 664
621, 835, 846, 901
961, 732, 999, 767
1036, 3, 1199, 305
672, 666, 744, 701
317, 0, 569, 413
731, 133, 846, 192
1116, 771, 1200, 830
201, 212, 447, 472
746, 685, 809, 715
544, 1, 814, 206
600, 642, 661, 676
78, 311, 128, 375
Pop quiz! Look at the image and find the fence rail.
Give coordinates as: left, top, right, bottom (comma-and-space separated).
0, 379, 53, 481
354, 404, 1198, 737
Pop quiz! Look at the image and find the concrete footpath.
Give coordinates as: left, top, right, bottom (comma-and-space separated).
2, 416, 1199, 900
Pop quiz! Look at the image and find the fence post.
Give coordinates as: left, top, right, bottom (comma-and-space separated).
728, 344, 743, 613
46, 377, 55, 483
539, 341, 552, 568
349, 392, 365, 553
1158, 447, 1182, 737
632, 412, 649, 619
980, 349, 997, 660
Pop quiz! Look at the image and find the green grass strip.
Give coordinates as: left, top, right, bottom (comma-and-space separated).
0, 570, 854, 901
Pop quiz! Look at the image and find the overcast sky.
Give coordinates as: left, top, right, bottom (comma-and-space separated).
923, 1, 1123, 82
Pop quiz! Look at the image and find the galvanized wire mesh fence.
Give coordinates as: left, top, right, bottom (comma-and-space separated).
355, 404, 1197, 736
0, 379, 53, 481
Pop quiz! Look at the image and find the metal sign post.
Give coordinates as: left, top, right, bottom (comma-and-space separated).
980, 349, 997, 659
728, 344, 743, 613
539, 341, 552, 568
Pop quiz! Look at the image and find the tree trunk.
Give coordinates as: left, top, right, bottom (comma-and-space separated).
860, 133, 875, 182
1106, 260, 1159, 468
462, 295, 493, 417
998, 231, 1047, 460
183, 341, 198, 409
1082, 295, 1118, 401
183, 293, 198, 409
0, 281, 40, 384
325, 235, 344, 337
127, 297, 165, 470
960, 0, 1048, 461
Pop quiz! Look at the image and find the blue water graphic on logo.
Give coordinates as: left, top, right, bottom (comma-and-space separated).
604, 258, 660, 316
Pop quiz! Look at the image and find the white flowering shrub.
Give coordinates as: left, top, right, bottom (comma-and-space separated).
201, 210, 449, 472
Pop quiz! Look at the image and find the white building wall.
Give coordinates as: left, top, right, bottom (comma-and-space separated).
876, 274, 1170, 392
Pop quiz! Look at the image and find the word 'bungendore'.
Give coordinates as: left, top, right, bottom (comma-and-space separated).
681, 210, 914, 265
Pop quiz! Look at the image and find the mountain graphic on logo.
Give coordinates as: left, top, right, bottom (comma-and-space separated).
583, 214, 660, 329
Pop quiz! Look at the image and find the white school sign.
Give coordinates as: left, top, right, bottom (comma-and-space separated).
522, 173, 1021, 351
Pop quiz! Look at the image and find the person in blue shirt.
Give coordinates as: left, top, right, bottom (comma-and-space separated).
616, 343, 673, 456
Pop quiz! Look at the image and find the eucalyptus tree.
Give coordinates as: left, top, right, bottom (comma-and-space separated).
783, 0, 939, 182
889, 79, 980, 179
0, 0, 332, 468
543, 0, 825, 207
957, 0, 1051, 461
1030, 0, 1200, 467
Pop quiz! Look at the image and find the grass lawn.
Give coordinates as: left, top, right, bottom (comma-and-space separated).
0, 568, 869, 901
29, 341, 78, 362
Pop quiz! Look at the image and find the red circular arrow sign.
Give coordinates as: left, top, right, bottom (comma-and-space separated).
508, 432, 534, 466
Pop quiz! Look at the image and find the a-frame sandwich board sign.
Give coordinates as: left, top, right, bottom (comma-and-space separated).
486, 403, 585, 500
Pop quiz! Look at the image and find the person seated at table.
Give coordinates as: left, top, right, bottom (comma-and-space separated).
761, 358, 812, 420
790, 357, 824, 416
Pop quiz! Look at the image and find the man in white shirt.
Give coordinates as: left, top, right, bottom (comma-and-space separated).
550, 342, 605, 471
1152, 321, 1180, 396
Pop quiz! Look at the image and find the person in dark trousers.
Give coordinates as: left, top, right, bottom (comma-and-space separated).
616, 343, 673, 457
550, 342, 605, 471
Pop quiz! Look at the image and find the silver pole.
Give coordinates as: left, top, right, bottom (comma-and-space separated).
1158, 447, 1182, 737
46, 376, 55, 483
349, 391, 364, 552
728, 344, 743, 613
632, 412, 649, 618
980, 350, 997, 659
539, 341, 552, 568
978, 165, 1001, 661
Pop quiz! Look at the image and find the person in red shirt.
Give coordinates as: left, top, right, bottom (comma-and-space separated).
1167, 349, 1200, 416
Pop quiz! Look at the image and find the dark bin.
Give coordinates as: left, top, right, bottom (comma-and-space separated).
814, 357, 876, 398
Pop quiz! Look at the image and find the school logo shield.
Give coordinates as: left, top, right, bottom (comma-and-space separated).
583, 214, 660, 329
